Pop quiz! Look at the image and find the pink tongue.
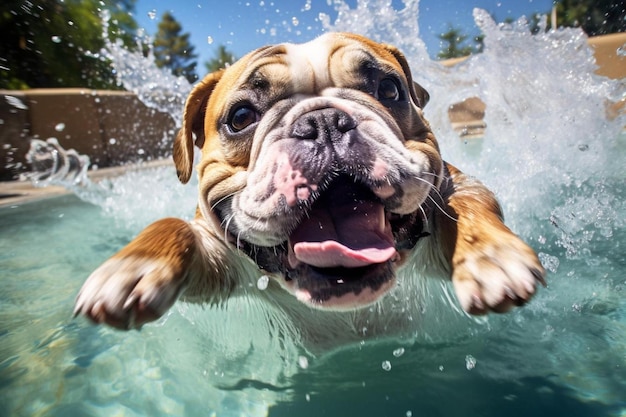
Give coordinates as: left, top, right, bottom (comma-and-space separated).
289, 194, 396, 268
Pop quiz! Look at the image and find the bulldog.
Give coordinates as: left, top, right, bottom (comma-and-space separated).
74, 32, 546, 335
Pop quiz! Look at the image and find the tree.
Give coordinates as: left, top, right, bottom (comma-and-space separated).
554, 0, 626, 36
105, 0, 140, 48
0, 0, 140, 89
153, 12, 198, 83
204, 45, 237, 73
437, 26, 474, 60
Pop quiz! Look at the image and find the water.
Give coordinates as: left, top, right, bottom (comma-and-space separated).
2, 0, 626, 415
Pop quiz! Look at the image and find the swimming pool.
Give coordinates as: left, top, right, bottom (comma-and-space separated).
2, 0, 626, 415
0, 152, 625, 415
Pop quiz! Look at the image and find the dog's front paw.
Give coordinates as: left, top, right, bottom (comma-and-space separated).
451, 230, 546, 315
74, 256, 184, 329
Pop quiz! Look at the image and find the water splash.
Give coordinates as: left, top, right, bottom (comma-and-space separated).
22, 137, 196, 231
320, 0, 430, 68
24, 138, 91, 188
99, 9, 191, 126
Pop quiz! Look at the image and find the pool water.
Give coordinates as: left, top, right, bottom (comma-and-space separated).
1, 139, 625, 416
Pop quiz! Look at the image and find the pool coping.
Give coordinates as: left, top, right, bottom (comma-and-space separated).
0, 159, 174, 208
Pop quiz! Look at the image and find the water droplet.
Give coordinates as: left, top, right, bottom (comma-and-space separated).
465, 355, 477, 370
616, 43, 626, 57
406, 412, 413, 417
538, 252, 560, 273
578, 144, 589, 151
392, 347, 405, 357
207, 36, 213, 45
5, 95, 27, 110
51, 35, 62, 44
438, 365, 444, 371
54, 123, 65, 132
305, 393, 311, 402
148, 9, 157, 20
257, 275, 269, 290
298, 355, 309, 369
292, 17, 299, 26
381, 360, 391, 371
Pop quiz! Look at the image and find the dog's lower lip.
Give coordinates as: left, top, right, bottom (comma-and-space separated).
309, 262, 387, 279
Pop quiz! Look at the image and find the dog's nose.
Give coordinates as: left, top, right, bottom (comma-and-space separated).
291, 109, 357, 141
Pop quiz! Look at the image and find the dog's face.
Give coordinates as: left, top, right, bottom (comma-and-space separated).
174, 32, 443, 310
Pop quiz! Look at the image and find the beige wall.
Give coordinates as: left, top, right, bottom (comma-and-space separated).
0, 89, 176, 181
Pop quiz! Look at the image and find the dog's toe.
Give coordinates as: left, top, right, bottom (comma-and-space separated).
452, 232, 546, 315
74, 256, 182, 329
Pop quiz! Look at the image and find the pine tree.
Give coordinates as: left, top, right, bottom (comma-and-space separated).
437, 26, 474, 60
153, 12, 198, 83
204, 45, 237, 73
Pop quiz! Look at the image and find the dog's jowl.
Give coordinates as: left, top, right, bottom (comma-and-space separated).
74, 33, 546, 341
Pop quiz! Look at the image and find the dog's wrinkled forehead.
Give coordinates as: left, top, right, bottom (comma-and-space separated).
225, 32, 408, 97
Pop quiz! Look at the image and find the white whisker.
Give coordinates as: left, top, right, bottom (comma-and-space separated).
412, 174, 458, 223
427, 194, 457, 223
211, 193, 236, 211
418, 204, 429, 228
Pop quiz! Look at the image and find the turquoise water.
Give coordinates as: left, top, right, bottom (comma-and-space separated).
1, 138, 625, 416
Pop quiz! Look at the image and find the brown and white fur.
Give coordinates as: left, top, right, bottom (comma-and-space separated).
74, 33, 545, 342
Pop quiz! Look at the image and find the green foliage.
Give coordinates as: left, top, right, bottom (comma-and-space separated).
204, 45, 237, 73
437, 1, 625, 60
105, 0, 140, 48
554, 0, 626, 36
153, 12, 198, 83
437, 26, 474, 59
0, 0, 139, 90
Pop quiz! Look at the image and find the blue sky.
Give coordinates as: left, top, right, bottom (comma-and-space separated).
133, 0, 555, 70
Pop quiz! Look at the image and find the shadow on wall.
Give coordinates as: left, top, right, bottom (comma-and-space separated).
0, 89, 176, 181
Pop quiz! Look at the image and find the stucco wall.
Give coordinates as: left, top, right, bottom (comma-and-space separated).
0, 89, 176, 181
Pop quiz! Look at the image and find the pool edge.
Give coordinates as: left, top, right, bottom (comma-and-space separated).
0, 159, 174, 208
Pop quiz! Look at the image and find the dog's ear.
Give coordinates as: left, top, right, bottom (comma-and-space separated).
173, 70, 224, 184
382, 44, 430, 109
412, 81, 430, 108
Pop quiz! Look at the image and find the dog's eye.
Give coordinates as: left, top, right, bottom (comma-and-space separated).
228, 105, 258, 132
377, 78, 401, 101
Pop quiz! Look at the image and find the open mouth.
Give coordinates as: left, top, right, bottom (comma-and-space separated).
284, 175, 399, 308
